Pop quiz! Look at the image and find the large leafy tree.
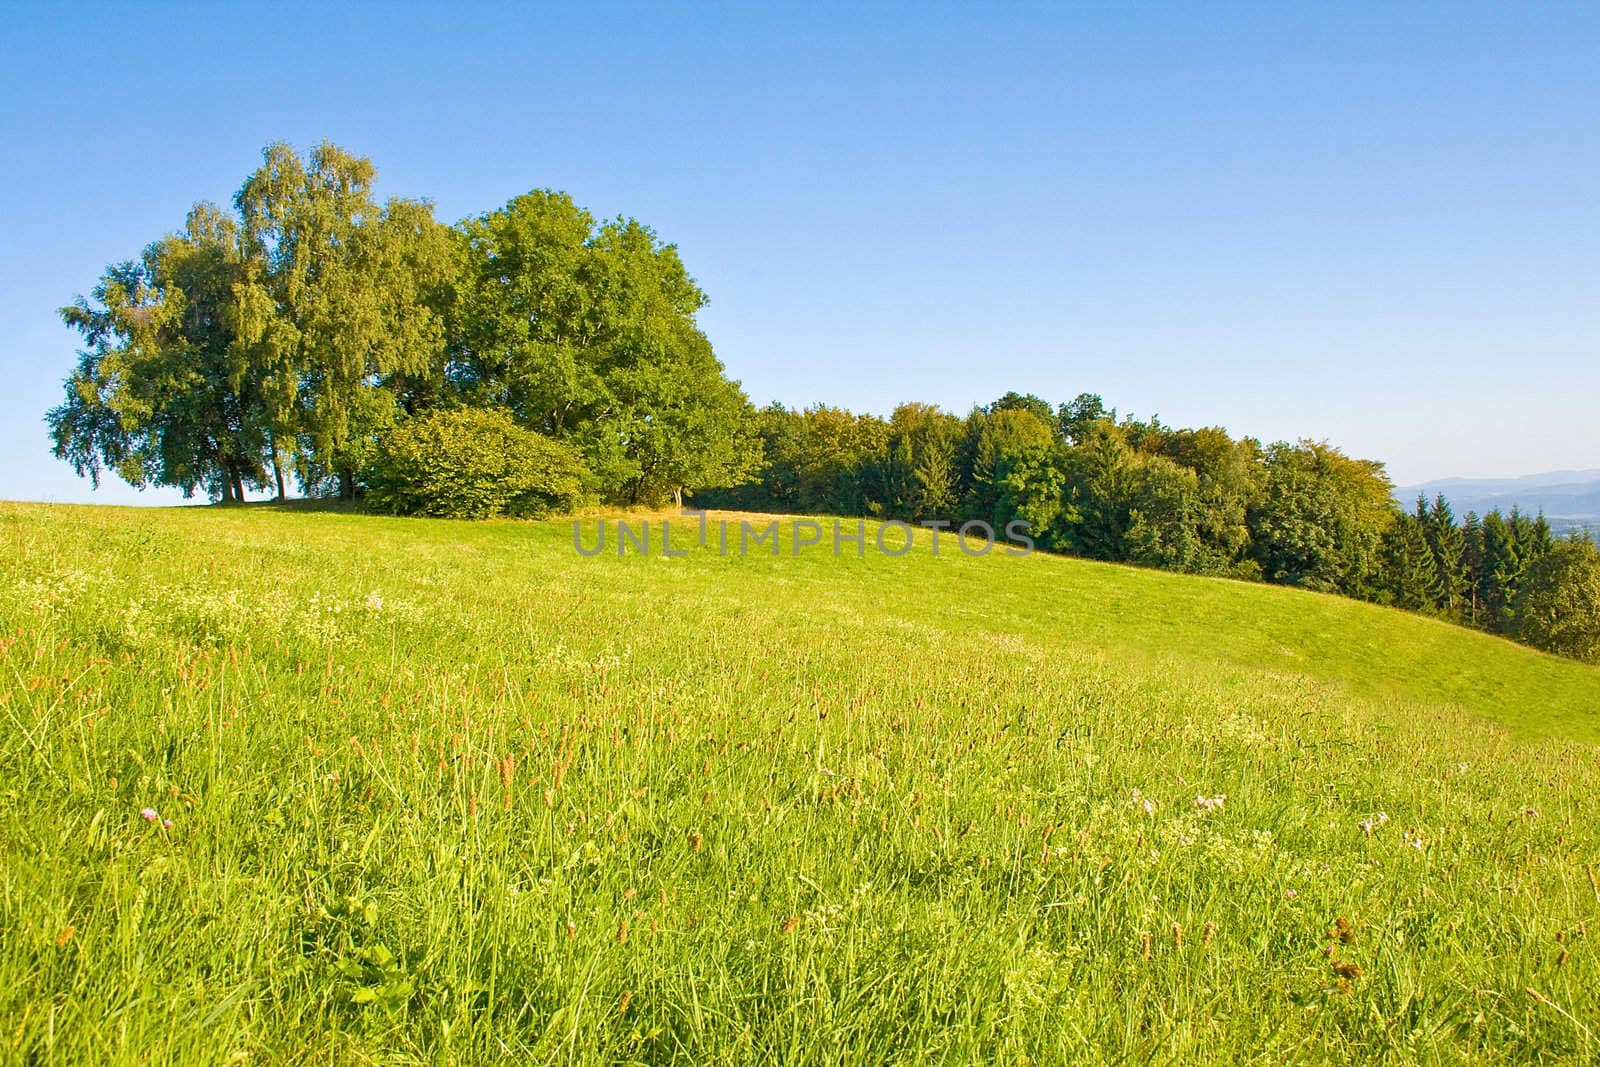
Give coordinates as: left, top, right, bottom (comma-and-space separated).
1248, 440, 1394, 595
1063, 423, 1138, 560
453, 194, 757, 504
1122, 455, 1202, 572
765, 405, 887, 516
1513, 538, 1600, 662
1057, 392, 1110, 445
996, 442, 1069, 546
233, 141, 454, 498
1142, 425, 1264, 576
869, 403, 963, 520
450, 190, 604, 431
48, 204, 268, 501
963, 405, 1057, 528
603, 324, 761, 507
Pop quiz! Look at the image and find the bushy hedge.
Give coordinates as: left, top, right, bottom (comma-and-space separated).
367, 408, 586, 519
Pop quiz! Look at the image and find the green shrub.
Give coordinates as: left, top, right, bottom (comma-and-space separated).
367, 408, 586, 519
1513, 538, 1600, 663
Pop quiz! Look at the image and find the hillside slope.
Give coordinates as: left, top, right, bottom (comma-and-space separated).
2, 503, 1597, 1064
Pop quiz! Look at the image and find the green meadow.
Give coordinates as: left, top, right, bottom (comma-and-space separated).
2, 501, 1597, 1064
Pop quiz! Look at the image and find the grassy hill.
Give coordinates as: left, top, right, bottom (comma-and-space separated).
2, 502, 1597, 1064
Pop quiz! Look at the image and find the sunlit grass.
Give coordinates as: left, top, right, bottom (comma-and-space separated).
1, 502, 1597, 1063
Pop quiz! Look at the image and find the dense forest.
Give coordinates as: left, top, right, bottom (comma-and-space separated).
694, 395, 1600, 660
47, 142, 1600, 662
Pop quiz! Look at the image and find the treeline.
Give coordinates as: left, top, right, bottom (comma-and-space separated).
48, 141, 758, 508
48, 142, 1600, 662
694, 394, 1600, 662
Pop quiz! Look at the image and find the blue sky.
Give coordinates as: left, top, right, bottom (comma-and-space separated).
3, 2, 1597, 504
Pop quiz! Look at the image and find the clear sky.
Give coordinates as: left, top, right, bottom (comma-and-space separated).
3, 2, 1597, 504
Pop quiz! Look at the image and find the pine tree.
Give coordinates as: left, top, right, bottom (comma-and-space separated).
1479, 509, 1520, 632
1424, 494, 1467, 617
1461, 511, 1484, 626
1384, 511, 1442, 611
912, 432, 960, 518
1528, 513, 1555, 560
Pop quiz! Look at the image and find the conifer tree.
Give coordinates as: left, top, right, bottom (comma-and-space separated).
1424, 494, 1467, 616
1384, 510, 1442, 611
1479, 510, 1520, 632
1460, 511, 1484, 626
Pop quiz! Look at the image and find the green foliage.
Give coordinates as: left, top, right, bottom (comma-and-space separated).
1381, 509, 1443, 611
1423, 495, 1467, 615
878, 403, 963, 519
50, 142, 756, 509
965, 406, 1057, 528
1056, 391, 1110, 444
452, 191, 760, 506
698, 396, 1590, 663
336, 944, 416, 1013
47, 206, 269, 502
1249, 440, 1394, 595
1064, 425, 1139, 559
1514, 538, 1600, 662
232, 142, 457, 498
996, 441, 1068, 543
986, 390, 1058, 429
1472, 508, 1558, 634
1123, 454, 1202, 571
697, 403, 891, 516
1145, 426, 1263, 575
44, 142, 1598, 664
366, 407, 585, 519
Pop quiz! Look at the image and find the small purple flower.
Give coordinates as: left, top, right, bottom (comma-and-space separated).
162, 819, 173, 829
140, 808, 160, 822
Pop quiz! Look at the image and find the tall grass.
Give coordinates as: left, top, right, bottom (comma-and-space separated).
1, 502, 1596, 1063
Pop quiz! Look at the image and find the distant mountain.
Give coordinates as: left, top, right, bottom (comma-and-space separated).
1394, 469, 1600, 533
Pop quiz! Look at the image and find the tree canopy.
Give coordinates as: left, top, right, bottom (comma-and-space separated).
49, 141, 758, 508
695, 394, 1590, 661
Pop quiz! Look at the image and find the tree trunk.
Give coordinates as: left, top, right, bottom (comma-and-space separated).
231, 465, 246, 504
269, 432, 287, 501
